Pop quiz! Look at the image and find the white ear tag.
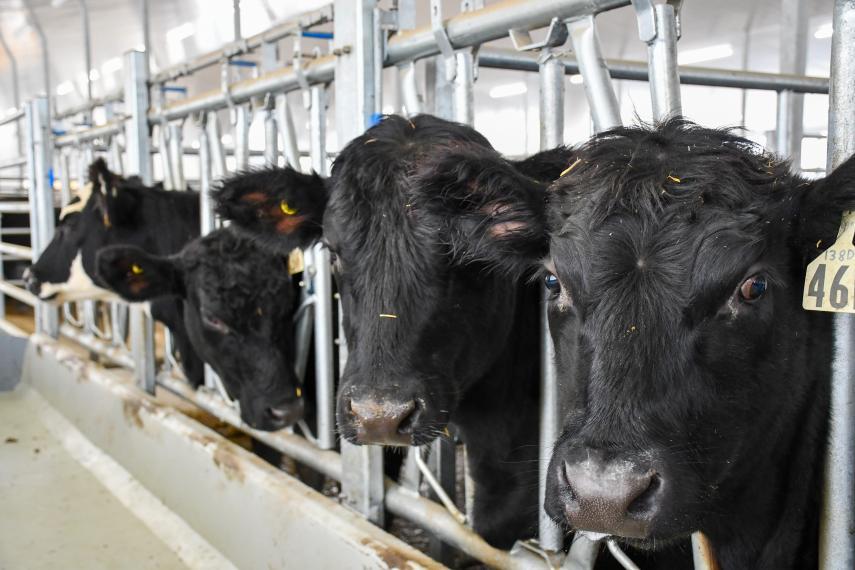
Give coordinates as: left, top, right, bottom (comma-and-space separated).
804, 210, 855, 313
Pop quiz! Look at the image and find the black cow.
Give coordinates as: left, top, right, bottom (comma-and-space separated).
25, 159, 205, 387
95, 228, 304, 431
427, 118, 854, 568
213, 114, 573, 547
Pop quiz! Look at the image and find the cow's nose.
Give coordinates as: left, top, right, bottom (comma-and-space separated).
558, 448, 663, 539
264, 399, 304, 430
23, 268, 40, 295
348, 398, 419, 446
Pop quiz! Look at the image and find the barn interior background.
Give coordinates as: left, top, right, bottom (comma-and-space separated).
0, 0, 850, 569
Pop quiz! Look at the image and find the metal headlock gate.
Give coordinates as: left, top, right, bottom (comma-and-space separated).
1, 0, 852, 568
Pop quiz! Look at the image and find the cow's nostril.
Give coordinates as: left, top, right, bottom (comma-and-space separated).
626, 472, 662, 517
395, 400, 419, 435
267, 407, 288, 420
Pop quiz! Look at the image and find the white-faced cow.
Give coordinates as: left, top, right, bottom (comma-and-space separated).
424, 118, 854, 568
95, 228, 304, 431
25, 159, 204, 387
213, 114, 574, 547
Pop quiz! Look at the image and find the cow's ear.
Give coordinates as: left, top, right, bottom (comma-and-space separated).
95, 245, 183, 301
415, 144, 548, 275
214, 167, 327, 255
796, 154, 855, 262
88, 158, 139, 228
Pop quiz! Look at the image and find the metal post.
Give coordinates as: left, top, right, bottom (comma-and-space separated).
310, 86, 327, 175
25, 97, 58, 337
264, 106, 278, 167
775, 0, 808, 164
0, 212, 5, 320
453, 50, 476, 126
124, 51, 152, 185
233, 0, 242, 42
566, 16, 622, 132
820, 2, 855, 569
24, 1, 51, 118
398, 61, 423, 116
158, 124, 176, 190
275, 95, 301, 169
140, 0, 152, 74
79, 0, 93, 123
632, 0, 682, 120
206, 111, 228, 179
335, 0, 385, 525
0, 30, 22, 157
197, 115, 217, 234
233, 105, 251, 172
123, 50, 156, 390
537, 51, 565, 554
168, 122, 186, 189
311, 244, 336, 450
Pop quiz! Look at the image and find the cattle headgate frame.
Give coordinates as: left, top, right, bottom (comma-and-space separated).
0, 0, 851, 568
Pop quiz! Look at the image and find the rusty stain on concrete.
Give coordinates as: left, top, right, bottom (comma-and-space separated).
213, 444, 246, 483
360, 538, 431, 570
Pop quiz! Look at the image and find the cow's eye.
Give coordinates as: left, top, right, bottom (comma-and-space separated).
739, 275, 768, 302
544, 273, 561, 294
201, 312, 230, 334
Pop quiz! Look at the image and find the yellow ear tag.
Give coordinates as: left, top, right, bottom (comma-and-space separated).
130, 264, 144, 275
295, 387, 302, 398
280, 201, 297, 216
804, 210, 855, 313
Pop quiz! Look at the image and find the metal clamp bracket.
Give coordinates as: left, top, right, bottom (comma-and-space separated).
631, 0, 684, 42
510, 17, 569, 52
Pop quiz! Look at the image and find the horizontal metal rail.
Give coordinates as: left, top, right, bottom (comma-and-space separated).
0, 280, 37, 306
0, 157, 26, 170
150, 4, 334, 84
0, 202, 30, 213
0, 241, 32, 258
0, 109, 24, 126
479, 48, 829, 94
0, 227, 31, 236
385, 0, 630, 65
59, 323, 135, 369
150, 55, 337, 121
53, 89, 124, 121
54, 120, 126, 147
156, 371, 524, 569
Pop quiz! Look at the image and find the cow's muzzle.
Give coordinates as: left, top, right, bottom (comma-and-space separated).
344, 396, 421, 447
554, 447, 664, 539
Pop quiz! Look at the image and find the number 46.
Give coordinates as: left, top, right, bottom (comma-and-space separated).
807, 264, 850, 309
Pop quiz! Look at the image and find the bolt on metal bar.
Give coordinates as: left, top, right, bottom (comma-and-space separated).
820, 2, 855, 569
538, 49, 566, 554
566, 15, 622, 132
25, 97, 58, 337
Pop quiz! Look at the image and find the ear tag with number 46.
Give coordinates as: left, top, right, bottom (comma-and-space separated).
804, 211, 855, 312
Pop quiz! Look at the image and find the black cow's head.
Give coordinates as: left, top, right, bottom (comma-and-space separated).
214, 114, 563, 447
419, 119, 854, 555
25, 159, 146, 303
96, 228, 302, 431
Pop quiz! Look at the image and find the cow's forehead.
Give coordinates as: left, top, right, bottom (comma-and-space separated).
59, 182, 94, 220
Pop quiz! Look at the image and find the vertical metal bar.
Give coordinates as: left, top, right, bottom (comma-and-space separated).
59, 149, 72, 206
398, 61, 423, 116
0, 212, 5, 320
0, 30, 23, 157
275, 95, 301, 169
198, 117, 217, 234
537, 52, 565, 554
25, 97, 58, 337
140, 0, 151, 74
633, 1, 682, 121
335, 0, 385, 525
233, 0, 242, 42
158, 124, 176, 190
427, 437, 458, 564
820, 2, 855, 569
453, 50, 475, 126
168, 122, 186, 189
24, 1, 51, 118
233, 105, 251, 172
79, 0, 93, 122
206, 111, 228, 179
264, 109, 278, 167
309, 86, 327, 175
775, 0, 808, 164
567, 16, 622, 132
311, 244, 336, 450
123, 50, 156, 391
124, 50, 152, 185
